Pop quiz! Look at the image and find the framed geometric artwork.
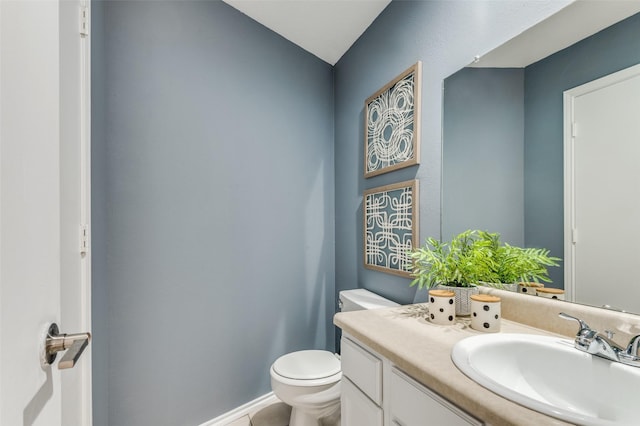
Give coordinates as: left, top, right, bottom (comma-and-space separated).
363, 180, 419, 278
364, 61, 422, 178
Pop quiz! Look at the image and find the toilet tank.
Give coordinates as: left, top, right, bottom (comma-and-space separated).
338, 289, 399, 312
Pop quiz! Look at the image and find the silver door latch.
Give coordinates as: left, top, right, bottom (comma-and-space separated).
44, 323, 91, 369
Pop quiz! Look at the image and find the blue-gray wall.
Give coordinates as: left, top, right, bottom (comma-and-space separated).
92, 0, 577, 424
92, 1, 334, 425
524, 11, 640, 287
91, 1, 109, 424
334, 0, 569, 307
442, 68, 525, 245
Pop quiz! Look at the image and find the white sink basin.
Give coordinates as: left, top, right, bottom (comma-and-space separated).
451, 333, 640, 425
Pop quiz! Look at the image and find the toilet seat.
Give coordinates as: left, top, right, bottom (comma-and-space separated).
273, 350, 340, 380
271, 350, 341, 387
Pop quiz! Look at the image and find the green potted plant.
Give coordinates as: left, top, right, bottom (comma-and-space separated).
476, 231, 561, 291
409, 230, 495, 315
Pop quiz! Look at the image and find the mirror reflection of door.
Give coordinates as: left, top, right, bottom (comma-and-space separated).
565, 64, 640, 312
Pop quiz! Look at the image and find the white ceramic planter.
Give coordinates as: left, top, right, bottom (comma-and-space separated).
479, 282, 518, 292
498, 283, 518, 292
436, 284, 479, 316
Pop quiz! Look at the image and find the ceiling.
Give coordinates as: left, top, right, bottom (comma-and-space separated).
222, 0, 640, 68
221, 0, 391, 65
472, 0, 640, 68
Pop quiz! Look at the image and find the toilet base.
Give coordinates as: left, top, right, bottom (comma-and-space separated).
271, 378, 341, 426
289, 405, 341, 426
290, 407, 317, 426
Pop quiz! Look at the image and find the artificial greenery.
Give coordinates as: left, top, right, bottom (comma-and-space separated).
477, 231, 561, 285
409, 230, 561, 290
409, 230, 495, 289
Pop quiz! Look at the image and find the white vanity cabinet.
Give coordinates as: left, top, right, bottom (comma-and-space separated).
342, 377, 383, 426
341, 335, 483, 426
388, 367, 482, 426
341, 337, 384, 426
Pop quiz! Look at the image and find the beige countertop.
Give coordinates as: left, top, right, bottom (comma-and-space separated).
334, 303, 573, 426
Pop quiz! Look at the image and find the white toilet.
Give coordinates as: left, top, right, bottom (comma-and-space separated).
270, 289, 398, 426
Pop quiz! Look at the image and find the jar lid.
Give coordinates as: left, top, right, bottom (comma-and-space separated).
519, 282, 545, 288
536, 287, 564, 294
429, 289, 455, 297
470, 294, 501, 303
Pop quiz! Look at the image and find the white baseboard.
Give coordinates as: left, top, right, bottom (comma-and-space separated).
200, 392, 278, 426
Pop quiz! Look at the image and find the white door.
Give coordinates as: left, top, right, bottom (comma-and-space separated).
564, 64, 640, 312
0, 1, 92, 425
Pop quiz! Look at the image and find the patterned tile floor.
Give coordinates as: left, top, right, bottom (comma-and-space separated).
224, 401, 291, 426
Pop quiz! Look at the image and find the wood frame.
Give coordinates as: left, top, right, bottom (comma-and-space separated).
363, 180, 419, 278
364, 61, 422, 178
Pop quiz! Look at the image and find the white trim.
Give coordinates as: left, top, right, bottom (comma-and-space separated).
563, 88, 575, 303
563, 63, 640, 304
200, 392, 279, 426
79, 0, 93, 423
0, 4, 4, 424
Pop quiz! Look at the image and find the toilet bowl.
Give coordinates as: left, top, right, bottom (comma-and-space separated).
270, 350, 341, 426
270, 289, 399, 426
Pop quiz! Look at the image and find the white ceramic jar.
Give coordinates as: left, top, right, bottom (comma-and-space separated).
535, 287, 565, 300
470, 294, 501, 332
428, 289, 455, 325
517, 282, 544, 295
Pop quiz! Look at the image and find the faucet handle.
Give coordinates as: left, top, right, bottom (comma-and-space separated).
559, 312, 599, 353
616, 335, 640, 367
559, 312, 593, 335
625, 335, 640, 357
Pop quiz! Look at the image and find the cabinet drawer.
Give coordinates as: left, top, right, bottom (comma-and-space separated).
340, 337, 383, 405
389, 367, 483, 426
341, 377, 383, 426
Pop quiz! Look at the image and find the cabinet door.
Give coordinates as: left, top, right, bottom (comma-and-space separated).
341, 377, 383, 426
341, 336, 383, 404
389, 368, 482, 426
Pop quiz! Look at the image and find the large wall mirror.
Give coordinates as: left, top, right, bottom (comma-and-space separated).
442, 1, 640, 313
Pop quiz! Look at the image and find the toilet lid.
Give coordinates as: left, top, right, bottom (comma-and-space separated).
273, 350, 340, 380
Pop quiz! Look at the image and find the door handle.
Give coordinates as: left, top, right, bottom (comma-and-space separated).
44, 323, 91, 369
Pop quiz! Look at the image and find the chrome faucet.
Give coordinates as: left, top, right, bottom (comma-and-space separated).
559, 312, 640, 367
619, 335, 640, 367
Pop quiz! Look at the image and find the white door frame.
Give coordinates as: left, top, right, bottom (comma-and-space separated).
60, 0, 93, 423
563, 63, 640, 304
